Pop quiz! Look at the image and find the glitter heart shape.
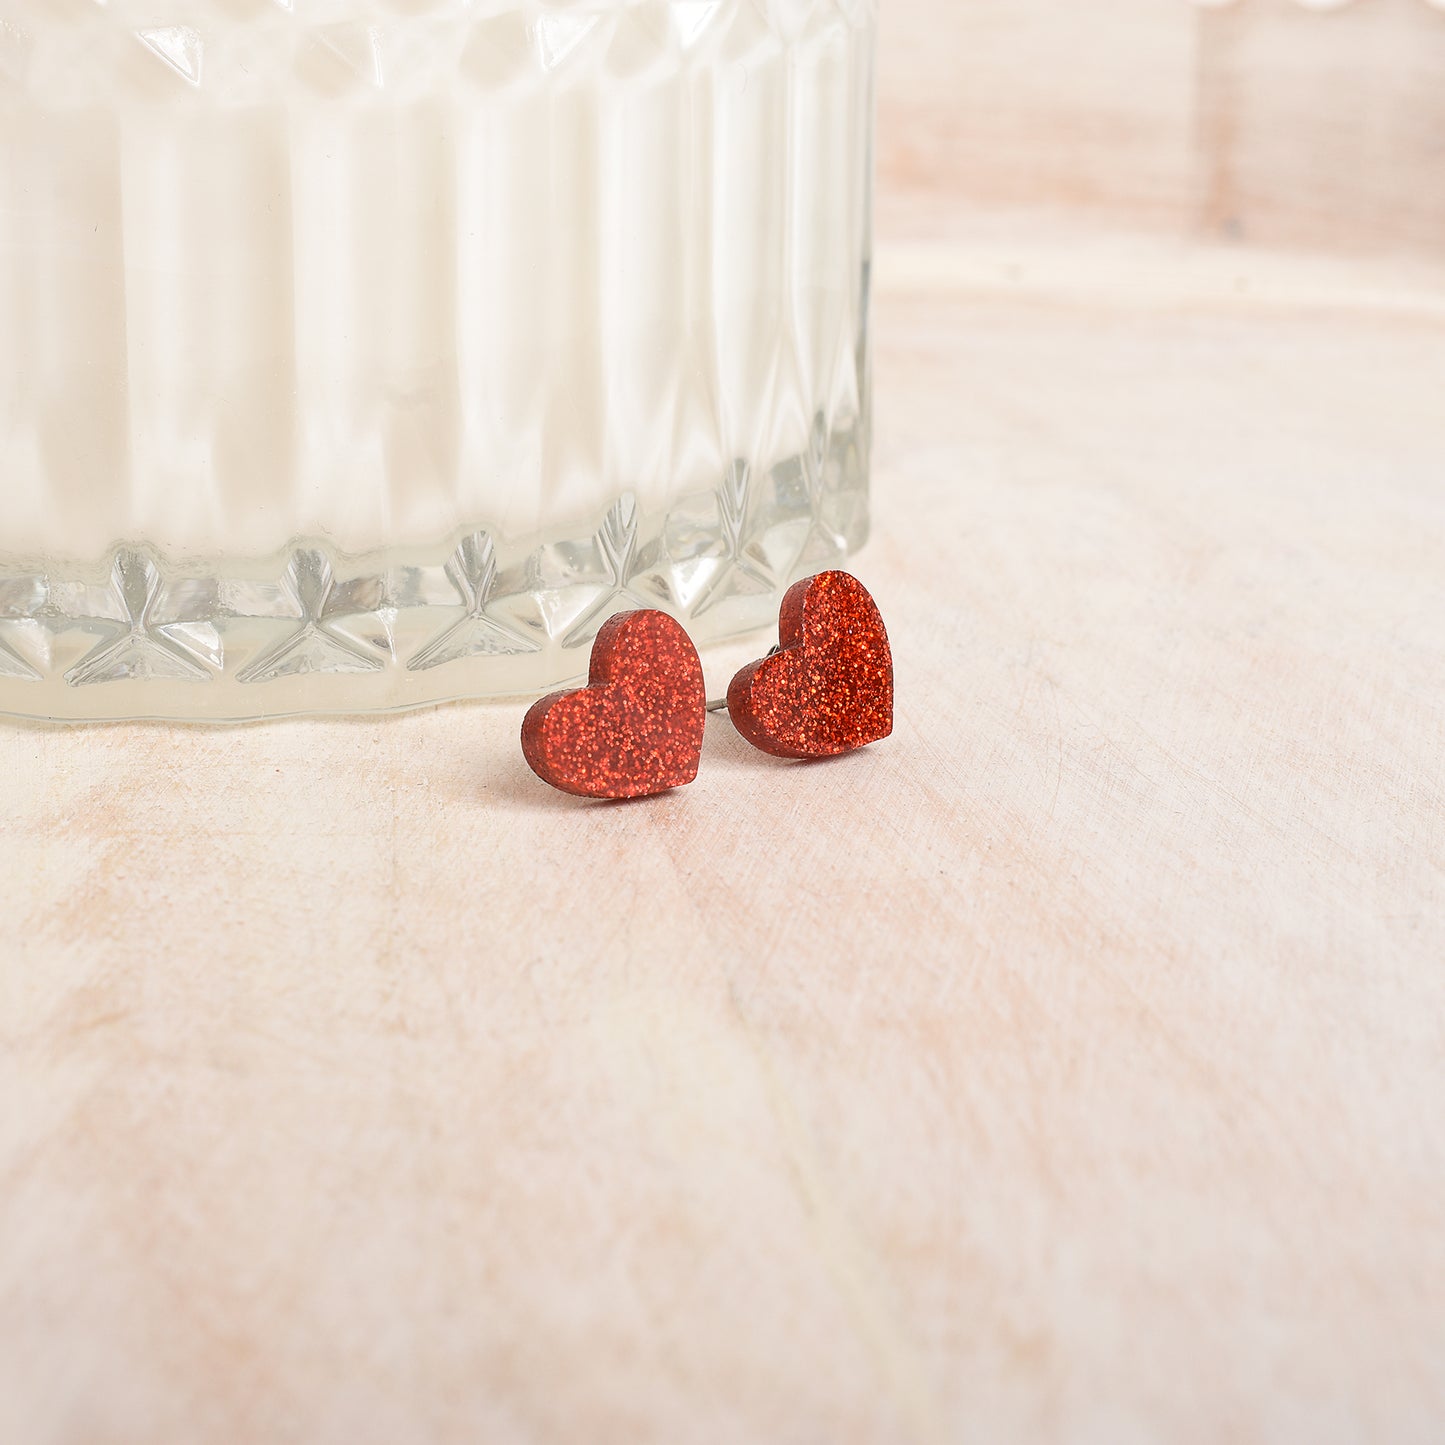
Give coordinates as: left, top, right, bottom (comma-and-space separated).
521, 610, 705, 798
726, 571, 893, 759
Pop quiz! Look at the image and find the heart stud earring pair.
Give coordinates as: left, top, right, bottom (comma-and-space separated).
521, 570, 893, 799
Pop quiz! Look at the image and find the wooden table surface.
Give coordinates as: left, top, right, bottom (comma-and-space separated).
6, 4, 1445, 1437
3, 227, 1443, 1443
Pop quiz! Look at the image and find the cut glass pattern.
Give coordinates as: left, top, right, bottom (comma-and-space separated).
0, 0, 875, 720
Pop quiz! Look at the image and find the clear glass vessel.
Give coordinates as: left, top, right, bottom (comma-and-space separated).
0, 0, 875, 721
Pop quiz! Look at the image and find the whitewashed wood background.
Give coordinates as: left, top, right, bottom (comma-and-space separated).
2, 3, 1444, 1442
879, 0, 1445, 257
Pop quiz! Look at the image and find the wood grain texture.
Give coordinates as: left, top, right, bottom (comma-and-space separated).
878, 0, 1445, 257
5, 5, 1445, 1441
3, 243, 1442, 1445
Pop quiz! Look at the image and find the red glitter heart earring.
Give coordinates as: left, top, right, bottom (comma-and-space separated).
522, 609, 706, 799
714, 571, 893, 759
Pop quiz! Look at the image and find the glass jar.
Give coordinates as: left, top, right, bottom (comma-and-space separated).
0, 0, 875, 721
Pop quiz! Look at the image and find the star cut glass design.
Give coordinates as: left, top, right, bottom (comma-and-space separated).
690, 460, 777, 620
407, 532, 541, 673
66, 550, 220, 688
561, 495, 656, 652
0, 428, 867, 719
236, 550, 390, 685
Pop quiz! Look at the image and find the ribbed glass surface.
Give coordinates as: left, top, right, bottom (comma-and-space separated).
0, 0, 874, 720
